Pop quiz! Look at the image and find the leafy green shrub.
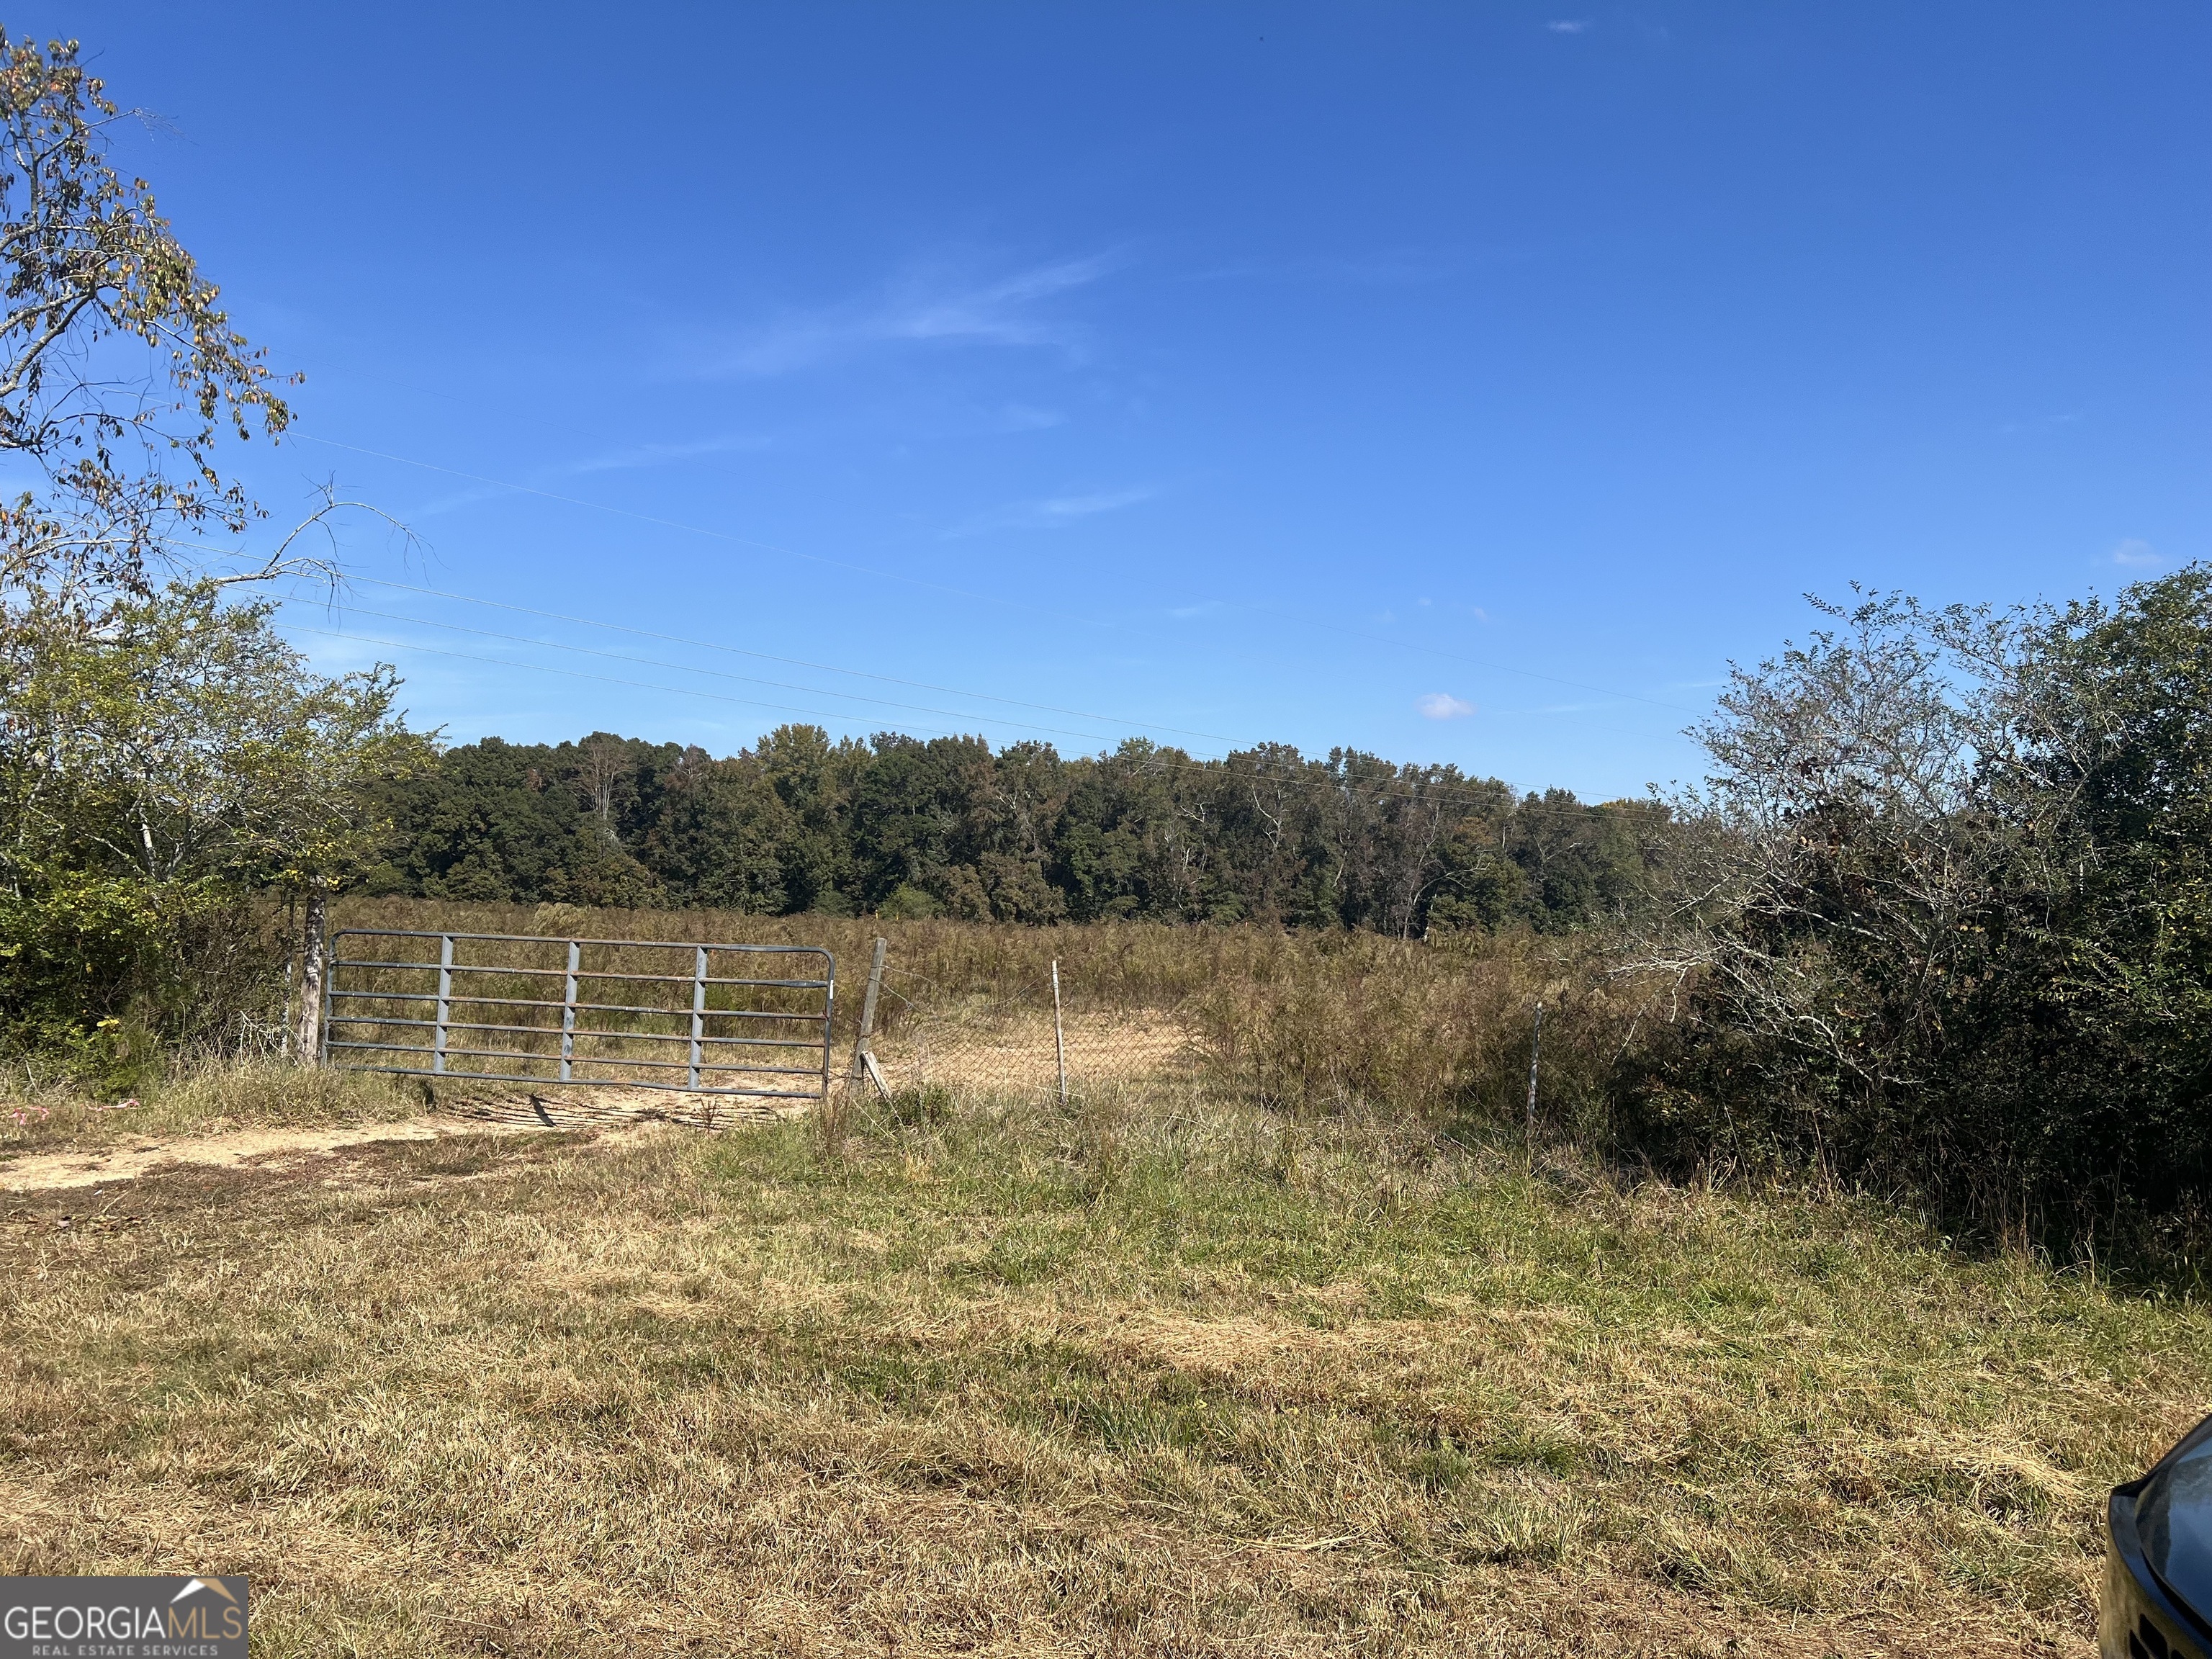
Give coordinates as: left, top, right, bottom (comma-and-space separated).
1637, 569, 2212, 1246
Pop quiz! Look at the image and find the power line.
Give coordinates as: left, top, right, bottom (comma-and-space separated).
290, 431, 1702, 716
276, 596, 1161, 749
171, 490, 1683, 804
285, 624, 999, 744
335, 576, 1252, 747
294, 434, 1104, 629
206, 539, 1677, 757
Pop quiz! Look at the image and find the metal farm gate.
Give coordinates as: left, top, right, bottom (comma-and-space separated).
320, 930, 835, 1103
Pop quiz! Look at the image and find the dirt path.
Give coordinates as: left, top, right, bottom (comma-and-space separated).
0, 1115, 570, 1195
0, 1079, 824, 1195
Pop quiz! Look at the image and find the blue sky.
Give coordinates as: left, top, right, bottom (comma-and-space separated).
35, 2, 2212, 798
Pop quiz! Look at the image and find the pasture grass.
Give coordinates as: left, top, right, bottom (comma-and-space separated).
2, 1074, 2200, 1655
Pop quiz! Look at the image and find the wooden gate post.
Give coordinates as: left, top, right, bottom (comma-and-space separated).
293, 878, 328, 1066
845, 936, 891, 1100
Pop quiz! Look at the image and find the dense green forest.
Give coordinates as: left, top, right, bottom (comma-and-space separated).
364, 727, 1668, 936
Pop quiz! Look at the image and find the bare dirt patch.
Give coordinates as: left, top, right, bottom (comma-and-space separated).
0, 1082, 780, 1195
0, 1116, 485, 1194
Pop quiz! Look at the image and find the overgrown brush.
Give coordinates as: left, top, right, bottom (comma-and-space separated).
1184, 930, 1653, 1136
1641, 571, 2212, 1258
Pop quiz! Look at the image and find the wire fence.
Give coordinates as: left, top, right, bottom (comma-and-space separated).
305, 927, 1208, 1129
292, 922, 1595, 1146
863, 958, 1202, 1107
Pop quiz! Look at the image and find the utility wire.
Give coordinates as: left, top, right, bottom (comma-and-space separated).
217, 541, 1676, 752
279, 597, 1164, 749
286, 625, 996, 744
291, 431, 1701, 716
295, 434, 1102, 629
333, 576, 1251, 747
187, 514, 1681, 814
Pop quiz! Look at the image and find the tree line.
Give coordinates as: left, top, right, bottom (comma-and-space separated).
364, 727, 1669, 936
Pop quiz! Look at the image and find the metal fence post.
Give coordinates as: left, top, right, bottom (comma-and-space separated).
689, 944, 709, 1090
1526, 999, 1544, 1164
1051, 958, 1067, 1108
560, 940, 580, 1083
433, 933, 454, 1076
820, 955, 836, 1105
316, 909, 333, 1067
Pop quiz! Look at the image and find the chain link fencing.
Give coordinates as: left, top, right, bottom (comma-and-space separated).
856, 956, 1203, 1111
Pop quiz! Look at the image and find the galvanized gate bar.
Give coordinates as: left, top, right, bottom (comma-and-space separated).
320, 930, 836, 1101
328, 961, 826, 989
323, 1023, 814, 1047
327, 989, 824, 1022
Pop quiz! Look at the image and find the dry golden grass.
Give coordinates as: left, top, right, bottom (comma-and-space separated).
0, 1051, 421, 1160
1, 1073, 2200, 1655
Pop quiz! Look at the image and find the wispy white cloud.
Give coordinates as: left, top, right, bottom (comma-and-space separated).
2112, 537, 2163, 567
1416, 692, 1478, 719
1998, 408, 2089, 436
1169, 600, 1226, 621
1547, 19, 1592, 32
405, 434, 772, 516
943, 486, 1154, 538
709, 253, 1120, 377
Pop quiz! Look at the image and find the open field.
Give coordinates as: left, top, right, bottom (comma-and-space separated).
3, 1071, 2204, 1655
325, 898, 1645, 1133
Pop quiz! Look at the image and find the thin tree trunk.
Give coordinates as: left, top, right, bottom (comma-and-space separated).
294, 879, 327, 1065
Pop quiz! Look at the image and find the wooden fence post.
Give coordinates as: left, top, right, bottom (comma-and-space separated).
846, 936, 890, 1100
293, 879, 328, 1066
